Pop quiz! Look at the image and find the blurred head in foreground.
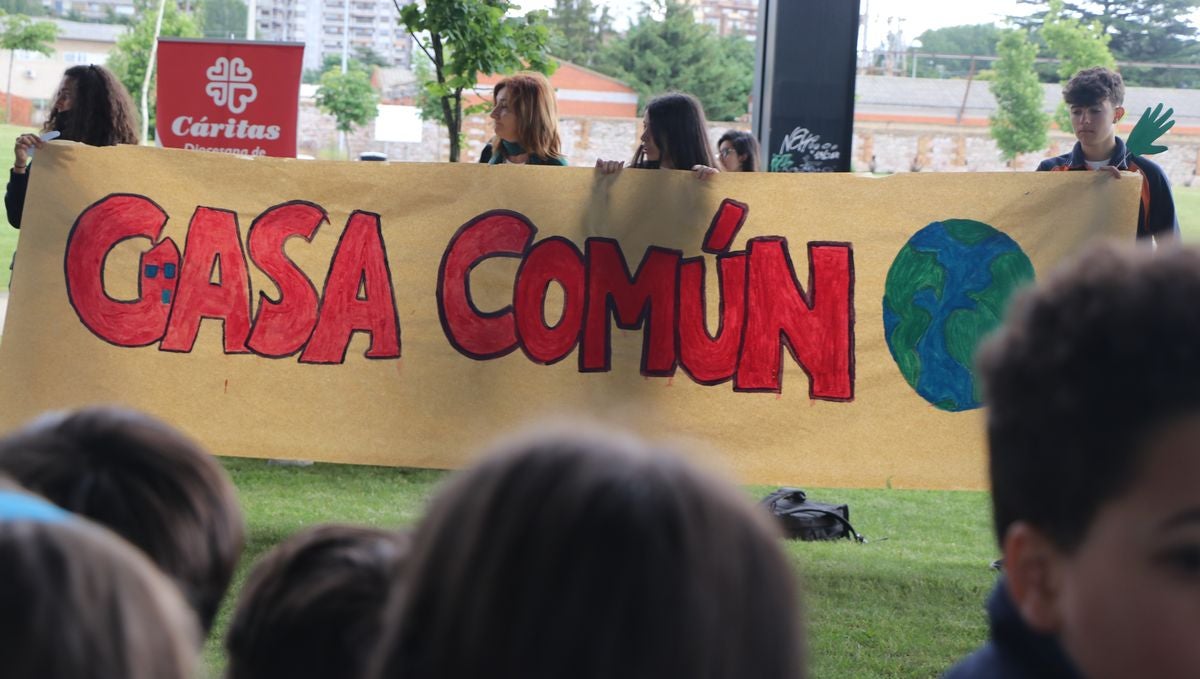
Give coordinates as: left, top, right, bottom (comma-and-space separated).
0, 406, 245, 635
225, 523, 410, 679
370, 426, 805, 679
972, 242, 1200, 679
0, 480, 199, 679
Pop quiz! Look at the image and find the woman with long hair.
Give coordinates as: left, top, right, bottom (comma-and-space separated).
596, 92, 718, 179
484, 72, 566, 166
717, 129, 760, 172
6, 64, 138, 229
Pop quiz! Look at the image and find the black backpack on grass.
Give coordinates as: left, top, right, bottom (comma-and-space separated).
760, 488, 865, 543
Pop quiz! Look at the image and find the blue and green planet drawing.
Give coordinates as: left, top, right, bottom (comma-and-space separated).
882, 219, 1035, 412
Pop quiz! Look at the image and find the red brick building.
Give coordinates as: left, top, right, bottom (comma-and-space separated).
467, 61, 640, 118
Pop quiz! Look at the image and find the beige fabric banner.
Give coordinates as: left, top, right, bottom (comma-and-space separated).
0, 143, 1140, 489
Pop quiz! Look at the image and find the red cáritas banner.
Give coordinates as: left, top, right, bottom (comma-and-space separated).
156, 38, 304, 158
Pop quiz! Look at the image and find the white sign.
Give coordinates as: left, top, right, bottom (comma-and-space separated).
374, 105, 423, 143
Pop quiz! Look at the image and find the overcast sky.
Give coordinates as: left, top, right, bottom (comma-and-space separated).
515, 0, 1200, 47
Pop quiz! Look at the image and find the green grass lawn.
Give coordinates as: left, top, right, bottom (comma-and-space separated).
0, 123, 34, 155
1175, 184, 1200, 241
205, 458, 996, 679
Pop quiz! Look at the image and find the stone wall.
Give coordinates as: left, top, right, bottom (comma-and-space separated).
297, 99, 1200, 185
852, 122, 1200, 186
298, 98, 749, 165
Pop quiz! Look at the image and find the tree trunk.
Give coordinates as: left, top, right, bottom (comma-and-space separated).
6, 50, 14, 124
449, 90, 462, 162
430, 32, 458, 162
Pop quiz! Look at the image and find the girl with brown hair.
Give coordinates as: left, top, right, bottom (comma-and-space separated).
6, 64, 138, 229
368, 426, 806, 679
717, 129, 761, 172
485, 72, 567, 166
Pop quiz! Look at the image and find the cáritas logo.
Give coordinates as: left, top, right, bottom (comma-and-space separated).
205, 57, 257, 114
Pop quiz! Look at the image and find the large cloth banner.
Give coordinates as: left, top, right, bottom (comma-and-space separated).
0, 144, 1140, 489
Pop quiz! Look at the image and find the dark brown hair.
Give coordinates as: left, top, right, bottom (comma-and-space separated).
1063, 67, 1125, 107
979, 243, 1200, 550
0, 517, 199, 679
718, 129, 760, 171
0, 406, 245, 634
634, 92, 716, 170
369, 427, 805, 679
225, 524, 410, 679
44, 64, 139, 146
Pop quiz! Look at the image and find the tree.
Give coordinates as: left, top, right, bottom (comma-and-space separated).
913, 24, 1000, 78
103, 7, 138, 25
1018, 0, 1199, 61
989, 29, 1048, 164
595, 0, 754, 122
1041, 0, 1116, 131
353, 45, 391, 68
398, 0, 555, 162
201, 0, 247, 39
107, 0, 200, 139
303, 53, 371, 85
546, 0, 614, 68
0, 0, 47, 15
314, 65, 380, 156
1016, 0, 1200, 84
706, 33, 755, 121
0, 14, 58, 123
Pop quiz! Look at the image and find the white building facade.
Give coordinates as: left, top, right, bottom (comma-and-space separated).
0, 19, 124, 104
255, 0, 411, 71
686, 0, 758, 39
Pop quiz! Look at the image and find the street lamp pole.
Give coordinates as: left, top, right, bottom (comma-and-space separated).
339, 0, 350, 156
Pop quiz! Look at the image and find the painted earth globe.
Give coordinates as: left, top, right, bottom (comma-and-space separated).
882, 219, 1035, 412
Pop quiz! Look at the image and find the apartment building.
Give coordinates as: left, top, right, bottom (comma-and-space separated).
45, 0, 135, 22
686, 0, 758, 39
256, 0, 411, 71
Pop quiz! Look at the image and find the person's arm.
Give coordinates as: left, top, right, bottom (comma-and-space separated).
1151, 170, 1180, 242
5, 167, 27, 229
7, 133, 43, 230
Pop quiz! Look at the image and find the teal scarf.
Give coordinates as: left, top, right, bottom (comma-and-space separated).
489, 139, 568, 166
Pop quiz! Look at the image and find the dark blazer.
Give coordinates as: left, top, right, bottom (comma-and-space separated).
943, 580, 1083, 679
1037, 136, 1178, 241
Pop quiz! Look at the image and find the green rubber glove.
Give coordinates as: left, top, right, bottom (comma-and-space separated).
1125, 103, 1174, 156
